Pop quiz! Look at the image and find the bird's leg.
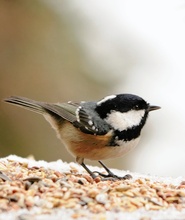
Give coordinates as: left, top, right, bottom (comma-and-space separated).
76, 157, 97, 179
81, 162, 97, 179
76, 157, 132, 180
93, 161, 132, 180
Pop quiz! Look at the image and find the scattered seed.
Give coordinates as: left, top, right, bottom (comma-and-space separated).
96, 193, 108, 204
0, 171, 11, 181
23, 177, 42, 183
0, 158, 185, 216
115, 184, 131, 192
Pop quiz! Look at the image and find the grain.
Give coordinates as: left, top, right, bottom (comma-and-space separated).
0, 158, 185, 217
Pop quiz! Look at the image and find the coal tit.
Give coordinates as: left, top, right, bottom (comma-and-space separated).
4, 94, 160, 180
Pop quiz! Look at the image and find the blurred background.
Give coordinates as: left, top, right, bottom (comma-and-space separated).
1, 0, 185, 178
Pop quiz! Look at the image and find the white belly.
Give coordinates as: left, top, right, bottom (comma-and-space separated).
107, 138, 140, 159
84, 137, 140, 161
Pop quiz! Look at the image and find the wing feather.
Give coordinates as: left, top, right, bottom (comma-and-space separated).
5, 96, 111, 136
40, 102, 80, 123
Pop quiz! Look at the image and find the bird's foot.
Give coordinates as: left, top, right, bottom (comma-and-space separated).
95, 160, 132, 180
80, 160, 132, 181
93, 171, 132, 181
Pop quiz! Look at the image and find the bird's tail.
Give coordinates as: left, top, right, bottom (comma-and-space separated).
4, 96, 45, 114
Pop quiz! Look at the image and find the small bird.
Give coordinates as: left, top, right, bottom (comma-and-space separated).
4, 94, 160, 180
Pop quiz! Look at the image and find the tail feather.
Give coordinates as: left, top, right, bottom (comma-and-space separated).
4, 96, 45, 114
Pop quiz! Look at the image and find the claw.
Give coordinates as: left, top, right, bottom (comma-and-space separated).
93, 170, 132, 180
97, 160, 132, 180
80, 160, 132, 181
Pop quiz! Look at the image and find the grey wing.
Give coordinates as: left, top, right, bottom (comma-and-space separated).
40, 102, 79, 123
4, 96, 110, 135
73, 102, 111, 135
4, 96, 79, 123
42, 101, 110, 135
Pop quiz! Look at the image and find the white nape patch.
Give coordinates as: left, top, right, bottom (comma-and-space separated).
105, 110, 145, 131
97, 95, 116, 105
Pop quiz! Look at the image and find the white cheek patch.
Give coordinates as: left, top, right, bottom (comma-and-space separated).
105, 110, 145, 131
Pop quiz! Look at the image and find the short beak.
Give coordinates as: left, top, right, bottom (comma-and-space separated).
148, 105, 161, 112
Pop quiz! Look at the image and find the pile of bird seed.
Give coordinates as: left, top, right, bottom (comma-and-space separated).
0, 156, 185, 219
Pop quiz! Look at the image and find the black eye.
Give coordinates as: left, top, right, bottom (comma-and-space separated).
133, 105, 139, 110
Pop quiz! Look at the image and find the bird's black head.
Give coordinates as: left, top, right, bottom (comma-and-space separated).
96, 94, 149, 119
95, 94, 160, 142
